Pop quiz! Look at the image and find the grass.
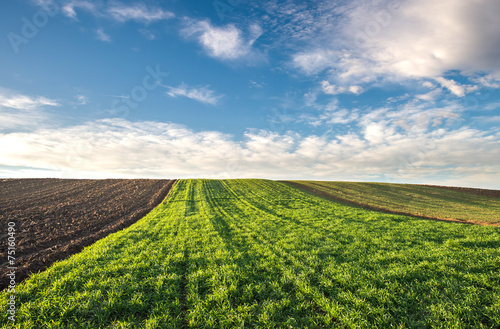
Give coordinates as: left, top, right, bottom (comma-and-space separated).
1, 179, 500, 328
286, 181, 500, 225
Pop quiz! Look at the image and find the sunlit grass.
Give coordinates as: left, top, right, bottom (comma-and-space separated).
287, 180, 500, 224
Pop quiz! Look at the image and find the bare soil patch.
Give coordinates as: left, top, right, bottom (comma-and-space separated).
1, 178, 176, 290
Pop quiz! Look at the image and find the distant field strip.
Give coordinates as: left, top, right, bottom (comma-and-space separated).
286, 181, 500, 225
2, 179, 499, 328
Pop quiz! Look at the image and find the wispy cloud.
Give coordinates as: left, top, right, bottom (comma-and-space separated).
181, 20, 263, 61
0, 88, 60, 130
434, 77, 477, 97
415, 88, 442, 102
0, 88, 59, 110
107, 2, 174, 23
53, 0, 174, 23
163, 83, 222, 105
321, 81, 364, 95
74, 95, 88, 105
139, 28, 155, 40
249, 80, 264, 88
95, 28, 112, 42
61, 0, 97, 19
292, 50, 338, 75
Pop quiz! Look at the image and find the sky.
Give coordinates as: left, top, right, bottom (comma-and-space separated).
1, 0, 500, 188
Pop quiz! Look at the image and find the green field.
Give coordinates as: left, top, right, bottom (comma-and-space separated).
2, 179, 500, 328
286, 181, 500, 224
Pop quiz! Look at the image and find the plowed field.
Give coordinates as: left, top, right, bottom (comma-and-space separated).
0, 178, 175, 290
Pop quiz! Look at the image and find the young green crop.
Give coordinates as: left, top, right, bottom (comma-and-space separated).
286, 180, 500, 224
1, 179, 499, 328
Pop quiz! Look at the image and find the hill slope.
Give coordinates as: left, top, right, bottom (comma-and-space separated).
284, 181, 500, 225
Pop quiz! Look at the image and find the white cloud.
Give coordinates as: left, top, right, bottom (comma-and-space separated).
347, 0, 500, 77
164, 83, 222, 105
300, 97, 464, 135
482, 102, 500, 111
61, 0, 97, 19
415, 88, 442, 102
96, 28, 112, 42
321, 81, 364, 95
291, 0, 500, 91
1, 113, 498, 188
472, 74, 500, 89
434, 77, 479, 97
0, 88, 59, 110
323, 109, 359, 125
56, 0, 173, 23
422, 81, 435, 88
0, 109, 50, 131
139, 28, 155, 40
181, 20, 263, 61
472, 115, 500, 124
75, 95, 88, 105
0, 88, 60, 131
292, 50, 337, 75
107, 2, 174, 23
364, 122, 389, 144
249, 80, 264, 88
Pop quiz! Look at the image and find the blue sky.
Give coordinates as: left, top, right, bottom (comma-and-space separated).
1, 0, 500, 188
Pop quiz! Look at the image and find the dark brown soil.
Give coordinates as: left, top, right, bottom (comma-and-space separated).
420, 184, 500, 198
0, 178, 176, 291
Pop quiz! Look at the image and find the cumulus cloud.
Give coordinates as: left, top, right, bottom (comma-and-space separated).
1, 114, 499, 188
163, 83, 222, 105
351, 0, 500, 76
181, 20, 263, 61
291, 0, 500, 91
